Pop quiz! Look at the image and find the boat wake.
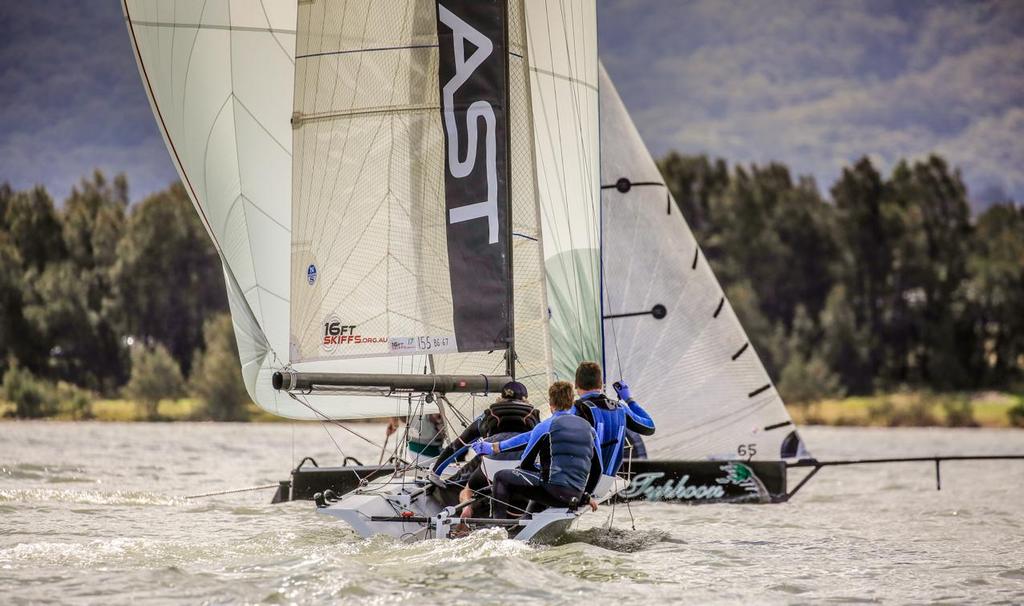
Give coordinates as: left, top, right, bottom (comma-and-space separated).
555, 526, 668, 552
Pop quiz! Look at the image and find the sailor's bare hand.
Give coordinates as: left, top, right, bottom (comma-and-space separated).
589, 497, 599, 512
385, 417, 400, 436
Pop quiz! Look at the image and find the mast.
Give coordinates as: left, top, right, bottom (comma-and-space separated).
502, 0, 516, 380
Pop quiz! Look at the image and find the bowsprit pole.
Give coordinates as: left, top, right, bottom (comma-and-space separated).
782, 454, 1024, 501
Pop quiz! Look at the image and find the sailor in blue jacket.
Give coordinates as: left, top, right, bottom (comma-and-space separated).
472, 381, 602, 518
571, 361, 655, 476
477, 362, 656, 477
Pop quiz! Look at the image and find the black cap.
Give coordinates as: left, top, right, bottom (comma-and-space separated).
500, 381, 528, 401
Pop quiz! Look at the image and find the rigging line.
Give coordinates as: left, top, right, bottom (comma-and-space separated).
554, 0, 600, 263
532, 8, 588, 349
291, 2, 315, 249
539, 9, 600, 360
603, 180, 647, 377
528, 65, 598, 93
623, 444, 637, 531
286, 391, 393, 453
599, 193, 624, 378
320, 421, 351, 462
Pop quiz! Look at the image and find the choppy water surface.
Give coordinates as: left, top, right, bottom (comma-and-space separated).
2, 423, 1024, 604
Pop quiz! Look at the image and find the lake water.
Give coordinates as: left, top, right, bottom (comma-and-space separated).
2, 422, 1024, 604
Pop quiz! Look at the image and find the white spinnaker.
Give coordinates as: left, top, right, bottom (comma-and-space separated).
526, 0, 602, 381
599, 64, 809, 461
123, 0, 429, 419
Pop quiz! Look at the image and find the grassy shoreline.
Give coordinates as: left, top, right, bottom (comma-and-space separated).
788, 391, 1023, 428
3, 391, 1022, 428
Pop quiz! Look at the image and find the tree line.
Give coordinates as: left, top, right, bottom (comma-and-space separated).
659, 153, 1023, 401
1, 153, 1022, 419
0, 173, 247, 419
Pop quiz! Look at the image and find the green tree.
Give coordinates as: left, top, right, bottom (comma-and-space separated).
0, 182, 11, 222
966, 203, 1024, 387
109, 182, 226, 375
885, 157, 972, 388
831, 158, 904, 390
2, 185, 66, 271
0, 234, 30, 373
190, 313, 251, 421
62, 171, 128, 271
123, 343, 184, 420
21, 261, 126, 391
11, 174, 130, 390
2, 361, 53, 419
819, 284, 873, 392
658, 152, 730, 235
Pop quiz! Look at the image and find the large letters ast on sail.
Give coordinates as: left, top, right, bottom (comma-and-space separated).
436, 0, 512, 353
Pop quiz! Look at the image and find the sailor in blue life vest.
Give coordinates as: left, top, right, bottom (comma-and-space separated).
430, 381, 540, 517
472, 381, 603, 518
571, 360, 655, 476
472, 362, 656, 478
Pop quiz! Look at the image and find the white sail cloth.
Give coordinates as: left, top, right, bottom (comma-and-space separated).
527, 0, 602, 382
123, 1, 430, 419
124, 0, 602, 422
599, 64, 808, 461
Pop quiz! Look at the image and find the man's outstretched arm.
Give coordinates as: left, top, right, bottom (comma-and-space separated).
614, 381, 655, 435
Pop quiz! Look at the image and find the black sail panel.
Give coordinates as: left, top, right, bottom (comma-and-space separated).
435, 0, 512, 353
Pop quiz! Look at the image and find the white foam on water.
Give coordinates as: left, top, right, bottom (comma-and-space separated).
3, 424, 1024, 604
0, 487, 181, 506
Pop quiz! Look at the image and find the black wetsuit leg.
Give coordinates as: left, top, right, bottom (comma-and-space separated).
491, 469, 581, 518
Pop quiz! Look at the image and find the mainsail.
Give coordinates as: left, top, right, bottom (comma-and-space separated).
124, 0, 600, 423
599, 64, 809, 461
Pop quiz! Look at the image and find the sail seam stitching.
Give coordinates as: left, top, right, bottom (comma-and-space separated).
127, 19, 296, 34
296, 43, 438, 60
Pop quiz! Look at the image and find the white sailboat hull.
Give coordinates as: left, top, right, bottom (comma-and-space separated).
316, 467, 625, 543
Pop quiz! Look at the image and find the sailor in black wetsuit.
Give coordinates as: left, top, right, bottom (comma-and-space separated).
431, 381, 539, 517
477, 381, 603, 519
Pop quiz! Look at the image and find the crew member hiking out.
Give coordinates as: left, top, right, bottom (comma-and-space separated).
572, 361, 655, 476
431, 381, 540, 517
472, 382, 602, 519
